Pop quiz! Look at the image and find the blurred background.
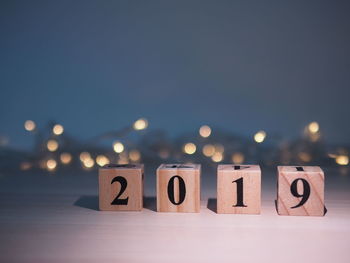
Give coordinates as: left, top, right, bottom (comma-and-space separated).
0, 0, 350, 177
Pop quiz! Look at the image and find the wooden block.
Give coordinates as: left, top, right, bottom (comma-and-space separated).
99, 164, 144, 211
157, 164, 201, 213
217, 165, 261, 214
277, 166, 325, 216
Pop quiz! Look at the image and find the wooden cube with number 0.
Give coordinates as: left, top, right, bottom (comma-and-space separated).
99, 164, 144, 211
277, 166, 325, 216
217, 165, 261, 214
157, 164, 201, 213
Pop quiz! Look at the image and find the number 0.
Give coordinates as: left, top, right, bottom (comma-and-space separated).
167, 175, 186, 205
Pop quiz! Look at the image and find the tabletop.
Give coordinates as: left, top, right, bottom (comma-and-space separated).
0, 167, 349, 263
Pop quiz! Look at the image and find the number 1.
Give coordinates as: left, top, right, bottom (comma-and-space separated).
232, 177, 247, 207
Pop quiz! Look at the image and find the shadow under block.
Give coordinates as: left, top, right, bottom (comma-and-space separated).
277, 166, 325, 217
217, 165, 261, 214
157, 164, 201, 213
99, 164, 144, 211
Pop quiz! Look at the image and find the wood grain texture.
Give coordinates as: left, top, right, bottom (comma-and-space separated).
157, 164, 200, 213
217, 164, 261, 214
99, 164, 144, 211
277, 166, 325, 216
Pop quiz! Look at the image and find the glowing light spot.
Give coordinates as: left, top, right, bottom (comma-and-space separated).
336, 155, 349, 166
298, 152, 311, 162
159, 150, 170, 159
202, 144, 215, 157
20, 162, 32, 171
129, 150, 141, 162
53, 124, 64, 135
215, 144, 224, 153
47, 159, 57, 171
47, 140, 59, 152
96, 155, 109, 167
113, 141, 124, 153
308, 122, 319, 134
232, 153, 244, 164
212, 152, 223, 162
199, 125, 211, 138
24, 120, 36, 131
80, 152, 91, 162
183, 143, 196, 154
254, 131, 266, 143
133, 118, 148, 130
83, 158, 95, 168
60, 153, 72, 164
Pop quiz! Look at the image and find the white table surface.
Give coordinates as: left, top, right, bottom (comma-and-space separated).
0, 168, 349, 263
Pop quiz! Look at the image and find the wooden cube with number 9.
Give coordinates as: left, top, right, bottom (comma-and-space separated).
277, 166, 325, 216
99, 164, 144, 211
217, 165, 261, 214
157, 164, 201, 213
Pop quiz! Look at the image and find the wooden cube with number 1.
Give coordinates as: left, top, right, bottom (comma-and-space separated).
157, 164, 201, 213
217, 165, 261, 214
276, 166, 325, 216
99, 164, 144, 211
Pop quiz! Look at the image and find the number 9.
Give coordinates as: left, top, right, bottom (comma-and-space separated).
290, 178, 311, 208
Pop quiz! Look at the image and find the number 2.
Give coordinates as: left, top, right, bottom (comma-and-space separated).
111, 176, 129, 205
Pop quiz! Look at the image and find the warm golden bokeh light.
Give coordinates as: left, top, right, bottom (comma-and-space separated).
53, 124, 64, 135
83, 158, 95, 168
202, 144, 215, 157
96, 155, 109, 167
20, 162, 32, 171
232, 152, 244, 164
133, 118, 148, 130
214, 144, 224, 153
159, 150, 170, 159
336, 155, 349, 166
199, 125, 211, 138
129, 150, 141, 162
183, 143, 196, 154
80, 152, 91, 162
308, 122, 319, 134
212, 152, 223, 162
254, 131, 266, 143
24, 120, 36, 131
298, 152, 311, 162
47, 140, 59, 152
113, 141, 124, 153
60, 153, 72, 164
47, 159, 57, 171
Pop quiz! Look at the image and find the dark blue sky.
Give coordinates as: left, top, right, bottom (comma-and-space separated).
1, 0, 350, 148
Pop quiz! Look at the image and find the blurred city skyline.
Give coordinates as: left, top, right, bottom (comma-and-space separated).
1, 1, 350, 149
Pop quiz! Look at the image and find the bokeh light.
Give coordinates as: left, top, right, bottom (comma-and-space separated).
308, 122, 319, 134
183, 143, 196, 154
47, 140, 59, 152
129, 150, 141, 162
202, 144, 215, 157
199, 125, 211, 138
24, 120, 36, 131
96, 155, 109, 167
336, 155, 349, 166
133, 118, 148, 130
46, 159, 57, 171
212, 152, 223, 162
232, 152, 244, 164
53, 124, 64, 135
60, 153, 72, 164
113, 141, 124, 153
254, 131, 266, 143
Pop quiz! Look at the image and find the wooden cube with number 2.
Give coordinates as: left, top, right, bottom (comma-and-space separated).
99, 164, 144, 211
